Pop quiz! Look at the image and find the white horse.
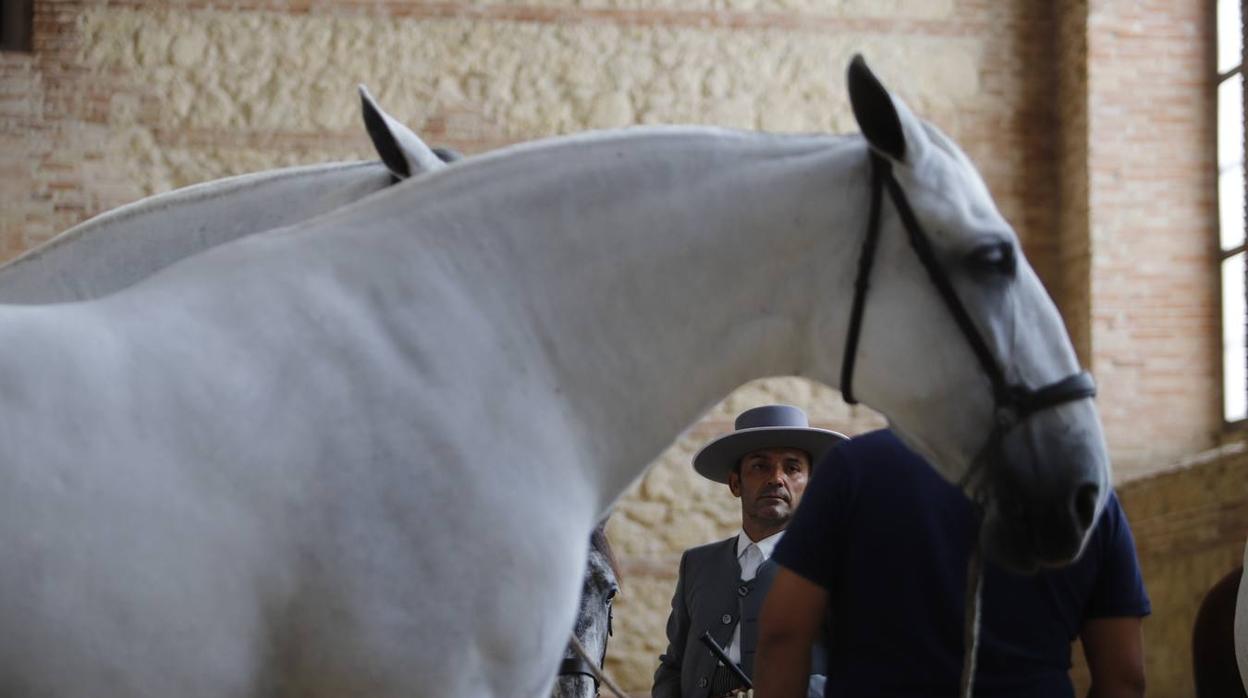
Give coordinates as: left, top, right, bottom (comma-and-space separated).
0, 86, 442, 304
0, 57, 1108, 697
1236, 548, 1248, 691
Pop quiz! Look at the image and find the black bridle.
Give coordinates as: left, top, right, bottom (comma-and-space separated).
557, 604, 614, 695
840, 153, 1096, 487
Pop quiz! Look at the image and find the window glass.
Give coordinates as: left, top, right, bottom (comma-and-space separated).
1219, 0, 1242, 75
1223, 252, 1247, 422
1218, 73, 1243, 170
1221, 166, 1245, 250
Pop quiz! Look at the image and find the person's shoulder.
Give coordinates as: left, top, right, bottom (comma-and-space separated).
842, 428, 904, 452
681, 536, 737, 564
1074, 489, 1141, 577
1089, 488, 1123, 526
1090, 489, 1134, 543
833, 429, 923, 471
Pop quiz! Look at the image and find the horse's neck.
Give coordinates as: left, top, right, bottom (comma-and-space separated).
373, 129, 869, 507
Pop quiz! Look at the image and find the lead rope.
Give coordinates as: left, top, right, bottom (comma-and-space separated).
959, 542, 984, 698
568, 634, 629, 698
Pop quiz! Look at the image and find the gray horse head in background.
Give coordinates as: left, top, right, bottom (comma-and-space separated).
552, 523, 620, 698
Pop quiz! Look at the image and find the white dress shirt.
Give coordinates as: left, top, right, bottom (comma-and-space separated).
725, 529, 784, 664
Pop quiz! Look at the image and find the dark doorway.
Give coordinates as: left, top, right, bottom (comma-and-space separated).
1, 0, 34, 53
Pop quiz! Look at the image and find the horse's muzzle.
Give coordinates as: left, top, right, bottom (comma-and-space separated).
975, 420, 1108, 574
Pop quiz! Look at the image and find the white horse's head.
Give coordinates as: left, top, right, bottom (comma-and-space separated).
821, 58, 1109, 572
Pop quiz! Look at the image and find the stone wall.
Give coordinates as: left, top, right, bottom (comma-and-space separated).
0, 1, 1233, 695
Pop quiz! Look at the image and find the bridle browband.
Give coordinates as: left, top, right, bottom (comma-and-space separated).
840, 153, 1096, 467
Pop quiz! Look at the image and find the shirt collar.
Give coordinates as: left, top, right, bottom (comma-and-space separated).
736, 529, 784, 560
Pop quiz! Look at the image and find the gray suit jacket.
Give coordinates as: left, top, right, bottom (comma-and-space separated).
652, 537, 826, 698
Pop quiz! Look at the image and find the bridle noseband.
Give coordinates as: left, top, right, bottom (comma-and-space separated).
557, 604, 614, 695
557, 655, 603, 693
840, 153, 1096, 482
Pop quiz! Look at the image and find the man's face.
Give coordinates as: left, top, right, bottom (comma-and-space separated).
727, 447, 812, 527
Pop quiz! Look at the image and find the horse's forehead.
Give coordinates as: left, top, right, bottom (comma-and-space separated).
910, 148, 1011, 245
585, 550, 616, 583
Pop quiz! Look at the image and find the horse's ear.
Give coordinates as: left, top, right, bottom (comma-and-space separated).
432, 147, 464, 164
358, 84, 445, 179
846, 55, 927, 165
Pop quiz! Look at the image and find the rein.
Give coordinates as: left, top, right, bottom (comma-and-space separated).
959, 542, 984, 698
559, 595, 622, 698
564, 634, 628, 698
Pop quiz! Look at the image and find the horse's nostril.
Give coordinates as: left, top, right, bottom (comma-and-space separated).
1073, 483, 1099, 531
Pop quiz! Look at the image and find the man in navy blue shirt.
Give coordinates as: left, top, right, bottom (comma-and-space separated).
753, 430, 1149, 697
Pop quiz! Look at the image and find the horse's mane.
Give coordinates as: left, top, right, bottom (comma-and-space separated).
372, 125, 854, 214
590, 521, 621, 583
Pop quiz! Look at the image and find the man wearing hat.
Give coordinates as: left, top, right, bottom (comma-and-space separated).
651, 405, 844, 698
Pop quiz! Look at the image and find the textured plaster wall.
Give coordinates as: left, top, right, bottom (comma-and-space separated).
0, 1, 1232, 695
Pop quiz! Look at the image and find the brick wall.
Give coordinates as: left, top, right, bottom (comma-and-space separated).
1082, 0, 1221, 480
1056, 0, 1091, 365
0, 1, 1235, 695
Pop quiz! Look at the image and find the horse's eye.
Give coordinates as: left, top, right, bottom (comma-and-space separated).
967, 241, 1015, 276
606, 587, 618, 602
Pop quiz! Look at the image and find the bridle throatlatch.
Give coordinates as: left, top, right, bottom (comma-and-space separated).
838, 153, 1098, 697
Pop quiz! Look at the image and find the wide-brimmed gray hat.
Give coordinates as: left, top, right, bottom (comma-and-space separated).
693, 404, 847, 484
